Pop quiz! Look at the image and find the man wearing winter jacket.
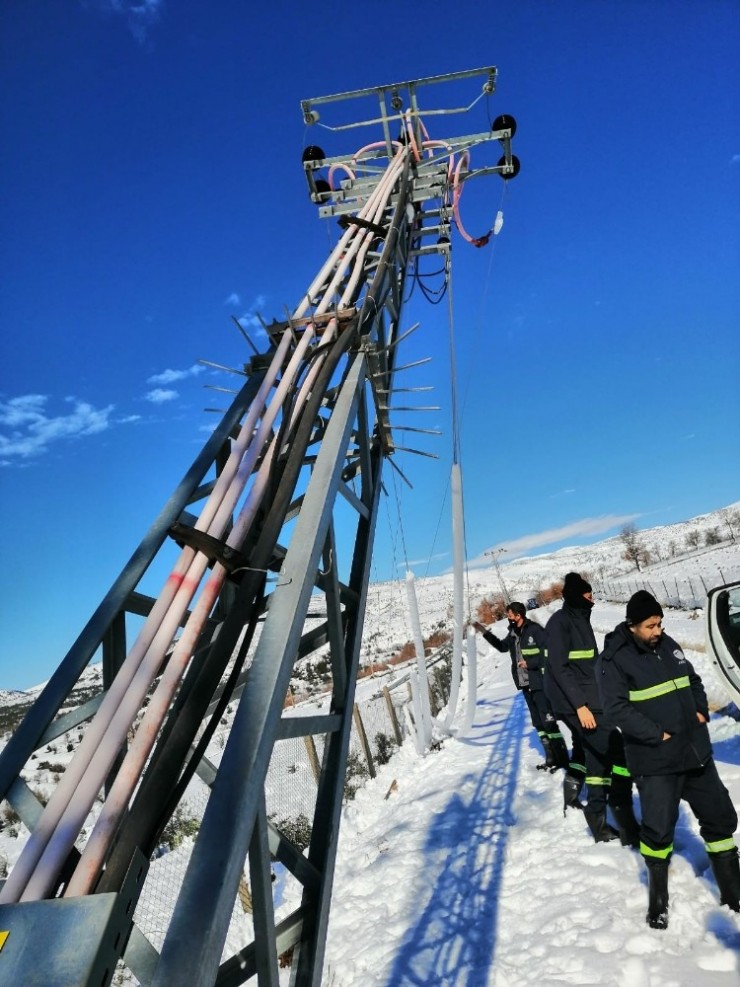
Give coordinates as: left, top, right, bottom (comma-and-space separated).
598, 589, 739, 930
545, 573, 638, 843
474, 602, 569, 770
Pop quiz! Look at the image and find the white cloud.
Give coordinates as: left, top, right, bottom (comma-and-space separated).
236, 295, 269, 338
145, 388, 178, 404
0, 394, 48, 428
0, 395, 115, 463
88, 0, 164, 44
398, 551, 450, 571
467, 512, 642, 567
224, 292, 241, 307
147, 365, 204, 385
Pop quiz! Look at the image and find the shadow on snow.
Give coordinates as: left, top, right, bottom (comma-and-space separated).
384, 694, 525, 986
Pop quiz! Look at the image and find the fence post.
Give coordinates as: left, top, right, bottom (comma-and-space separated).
353, 703, 376, 779
303, 735, 321, 785
382, 686, 403, 747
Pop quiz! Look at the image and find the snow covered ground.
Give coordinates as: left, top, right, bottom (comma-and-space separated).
322, 599, 740, 987
1, 504, 738, 985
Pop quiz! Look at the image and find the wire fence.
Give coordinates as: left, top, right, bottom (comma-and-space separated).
119, 647, 453, 982
592, 561, 740, 610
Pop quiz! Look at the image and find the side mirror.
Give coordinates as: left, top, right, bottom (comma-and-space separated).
706, 580, 740, 701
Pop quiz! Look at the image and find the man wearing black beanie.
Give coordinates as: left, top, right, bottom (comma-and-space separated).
545, 573, 638, 845
598, 590, 739, 930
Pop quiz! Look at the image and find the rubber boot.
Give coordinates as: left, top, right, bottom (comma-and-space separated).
563, 773, 585, 814
585, 809, 620, 843
708, 848, 740, 912
609, 801, 640, 849
645, 858, 669, 929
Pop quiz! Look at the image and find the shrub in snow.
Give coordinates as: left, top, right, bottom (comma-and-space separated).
344, 750, 369, 801
374, 731, 397, 766
275, 812, 312, 852
159, 806, 200, 851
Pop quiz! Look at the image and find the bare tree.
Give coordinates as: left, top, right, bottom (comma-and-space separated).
619, 523, 650, 572
685, 529, 701, 550
705, 526, 722, 546
720, 507, 739, 545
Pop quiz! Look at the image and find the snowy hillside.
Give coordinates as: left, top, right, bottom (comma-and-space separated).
357, 501, 740, 677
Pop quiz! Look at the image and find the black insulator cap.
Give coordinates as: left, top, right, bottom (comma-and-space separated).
302, 145, 326, 164
437, 235, 451, 245
312, 178, 331, 202
492, 114, 517, 139
497, 154, 521, 180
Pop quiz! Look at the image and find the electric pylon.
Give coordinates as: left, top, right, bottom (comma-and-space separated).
0, 66, 516, 986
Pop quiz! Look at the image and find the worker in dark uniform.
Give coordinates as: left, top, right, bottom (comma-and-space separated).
545, 572, 638, 843
474, 602, 569, 770
598, 590, 739, 929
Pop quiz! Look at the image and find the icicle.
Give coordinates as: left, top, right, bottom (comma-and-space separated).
408, 667, 425, 755
405, 570, 432, 749
445, 463, 465, 727
493, 209, 504, 235
461, 625, 478, 732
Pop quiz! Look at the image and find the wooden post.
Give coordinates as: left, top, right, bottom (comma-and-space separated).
353, 703, 376, 779
238, 875, 253, 913
303, 734, 321, 784
382, 686, 403, 746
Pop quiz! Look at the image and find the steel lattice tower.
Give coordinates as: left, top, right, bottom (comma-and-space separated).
0, 67, 516, 986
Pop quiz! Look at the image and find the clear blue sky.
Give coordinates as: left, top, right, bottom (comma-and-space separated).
1, 0, 738, 690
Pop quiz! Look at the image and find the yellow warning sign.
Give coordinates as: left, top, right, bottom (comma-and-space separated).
0, 930, 9, 952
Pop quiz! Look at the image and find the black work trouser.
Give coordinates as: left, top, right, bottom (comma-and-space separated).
560, 714, 632, 814
635, 759, 738, 856
558, 721, 586, 779
523, 687, 557, 735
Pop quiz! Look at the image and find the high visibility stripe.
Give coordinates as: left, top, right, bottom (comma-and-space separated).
612, 765, 631, 778
521, 648, 541, 656
570, 762, 586, 774
568, 649, 595, 660
628, 675, 690, 702
706, 838, 737, 854
640, 842, 673, 859
585, 776, 611, 786
546, 732, 564, 740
